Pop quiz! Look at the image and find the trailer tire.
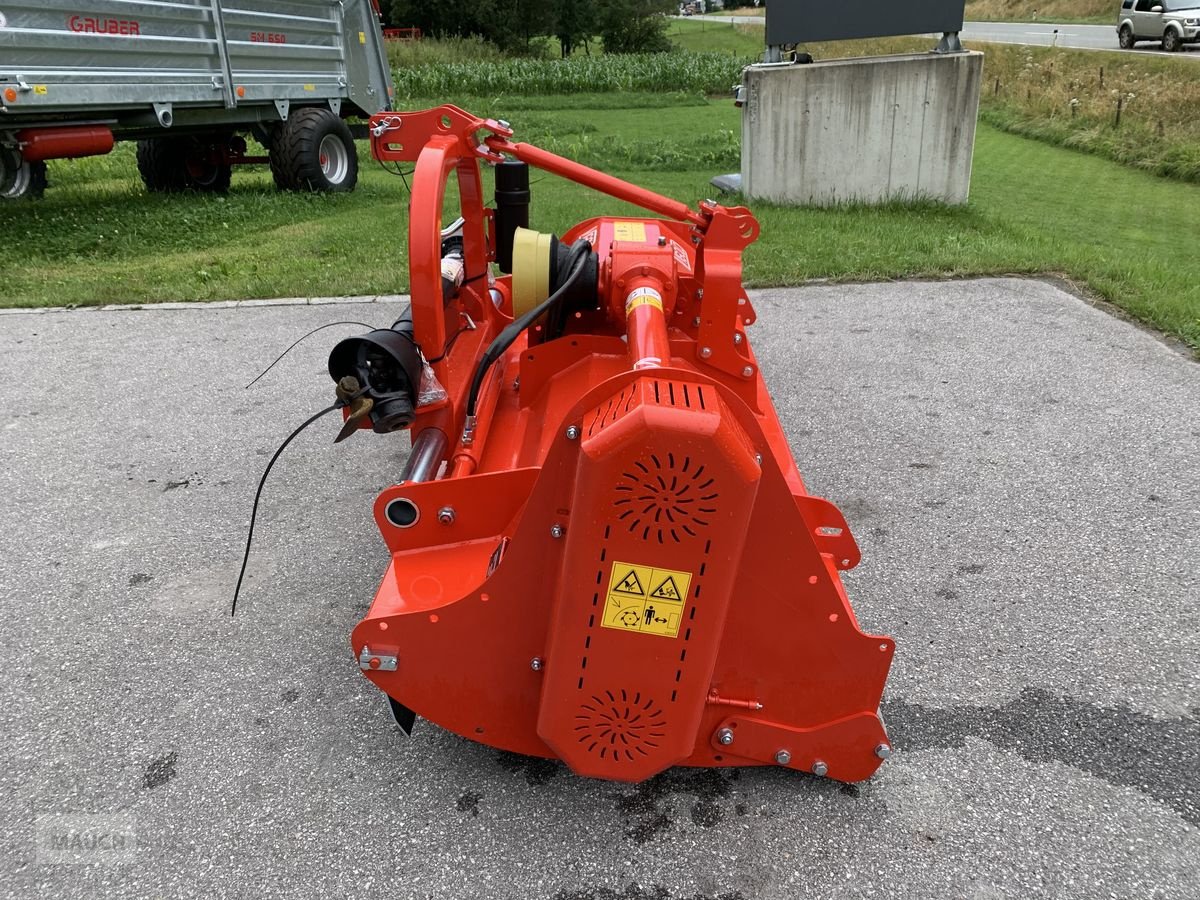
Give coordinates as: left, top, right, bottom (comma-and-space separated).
270, 108, 358, 193
0, 146, 21, 195
137, 138, 232, 194
1, 159, 47, 201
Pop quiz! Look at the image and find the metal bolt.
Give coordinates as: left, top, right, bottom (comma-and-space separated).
774, 749, 792, 766
742, 366, 754, 378
657, 236, 667, 246
812, 760, 829, 777
530, 657, 544, 671
754, 453, 763, 466
716, 727, 735, 746
692, 316, 702, 327
734, 333, 743, 345
699, 347, 713, 359
875, 743, 892, 760
550, 524, 565, 539
696, 289, 704, 300
565, 425, 580, 440
437, 506, 456, 525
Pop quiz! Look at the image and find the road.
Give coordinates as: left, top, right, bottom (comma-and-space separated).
691, 15, 1200, 57
960, 20, 1200, 57
0, 279, 1197, 898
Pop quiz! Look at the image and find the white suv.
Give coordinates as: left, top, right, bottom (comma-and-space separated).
1118, 0, 1200, 51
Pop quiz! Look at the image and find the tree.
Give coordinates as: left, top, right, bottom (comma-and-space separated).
388, 0, 481, 36
388, 0, 553, 54
596, 0, 675, 54
489, 0, 556, 54
552, 0, 596, 58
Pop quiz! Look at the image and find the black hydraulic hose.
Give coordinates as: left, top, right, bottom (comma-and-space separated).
464, 240, 592, 419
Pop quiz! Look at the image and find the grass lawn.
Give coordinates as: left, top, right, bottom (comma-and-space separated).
665, 17, 764, 56
667, 19, 1200, 184
2, 93, 1197, 354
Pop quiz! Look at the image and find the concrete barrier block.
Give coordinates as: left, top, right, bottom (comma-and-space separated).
742, 51, 983, 206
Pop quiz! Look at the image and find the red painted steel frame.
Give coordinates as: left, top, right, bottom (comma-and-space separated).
361, 106, 894, 783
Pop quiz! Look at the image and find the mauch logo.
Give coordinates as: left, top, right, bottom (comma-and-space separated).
35, 814, 137, 865
68, 15, 141, 35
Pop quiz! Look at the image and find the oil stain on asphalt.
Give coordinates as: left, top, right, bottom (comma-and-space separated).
143, 750, 178, 790
883, 688, 1199, 823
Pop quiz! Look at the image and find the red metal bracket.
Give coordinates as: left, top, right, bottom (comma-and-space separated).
710, 711, 890, 783
370, 105, 513, 165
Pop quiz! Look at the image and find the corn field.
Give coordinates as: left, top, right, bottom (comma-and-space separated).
391, 52, 753, 99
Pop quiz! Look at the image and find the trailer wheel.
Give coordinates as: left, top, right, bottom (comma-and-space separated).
0, 146, 21, 195
1, 159, 47, 200
270, 108, 358, 193
137, 138, 232, 194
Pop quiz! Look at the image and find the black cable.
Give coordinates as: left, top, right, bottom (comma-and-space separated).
230, 403, 342, 616
376, 157, 413, 191
427, 324, 468, 365
464, 241, 591, 418
245, 322, 375, 389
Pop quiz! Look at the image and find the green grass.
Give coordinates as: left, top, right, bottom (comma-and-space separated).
2, 93, 1198, 352
385, 24, 1200, 186
666, 17, 766, 56
965, 0, 1113, 25
669, 20, 1200, 186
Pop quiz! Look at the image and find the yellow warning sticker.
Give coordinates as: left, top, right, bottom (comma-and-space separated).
625, 287, 663, 315
359, 31, 367, 44
611, 563, 652, 597
613, 222, 646, 243
33, 85, 48, 95
602, 560, 693, 639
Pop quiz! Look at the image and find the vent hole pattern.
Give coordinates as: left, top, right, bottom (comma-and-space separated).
574, 689, 667, 761
585, 387, 638, 438
649, 379, 703, 410
614, 455, 719, 544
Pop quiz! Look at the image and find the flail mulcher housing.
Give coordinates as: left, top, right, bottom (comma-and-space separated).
331, 106, 894, 783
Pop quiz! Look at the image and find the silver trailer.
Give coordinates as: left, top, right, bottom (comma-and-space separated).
0, 0, 394, 198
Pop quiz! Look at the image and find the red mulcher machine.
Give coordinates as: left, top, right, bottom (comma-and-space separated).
325, 106, 894, 783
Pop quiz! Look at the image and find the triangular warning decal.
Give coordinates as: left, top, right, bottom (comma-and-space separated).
613, 570, 645, 596
650, 576, 682, 601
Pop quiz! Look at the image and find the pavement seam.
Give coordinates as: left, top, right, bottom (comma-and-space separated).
2, 278, 1194, 364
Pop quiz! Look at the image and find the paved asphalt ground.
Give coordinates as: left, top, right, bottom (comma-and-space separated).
0, 278, 1197, 899
700, 16, 1200, 58
960, 21, 1200, 58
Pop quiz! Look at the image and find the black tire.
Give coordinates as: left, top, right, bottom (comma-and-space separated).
1, 159, 47, 200
136, 137, 232, 194
269, 108, 358, 193
1119, 25, 1136, 49
0, 145, 21, 195
1163, 28, 1182, 52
